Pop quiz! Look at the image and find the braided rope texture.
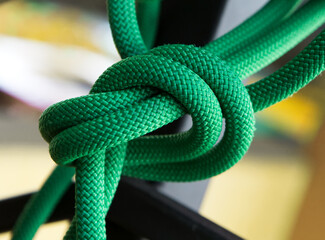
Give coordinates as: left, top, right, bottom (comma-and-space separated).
11, 0, 325, 239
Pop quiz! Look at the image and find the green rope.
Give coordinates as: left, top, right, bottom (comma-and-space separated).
204, 0, 303, 55
11, 166, 74, 239
11, 0, 325, 239
136, 0, 162, 49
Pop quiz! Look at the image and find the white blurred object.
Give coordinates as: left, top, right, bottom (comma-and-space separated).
0, 35, 119, 110
216, 0, 268, 37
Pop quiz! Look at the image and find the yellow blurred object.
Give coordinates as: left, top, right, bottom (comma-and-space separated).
257, 94, 322, 142
0, 145, 55, 199
0, 221, 69, 240
0, 0, 100, 51
200, 156, 312, 240
0, 144, 68, 239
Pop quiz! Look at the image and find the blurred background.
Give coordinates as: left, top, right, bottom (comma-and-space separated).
0, 0, 324, 239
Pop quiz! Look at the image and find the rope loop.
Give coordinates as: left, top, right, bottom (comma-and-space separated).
39, 44, 255, 180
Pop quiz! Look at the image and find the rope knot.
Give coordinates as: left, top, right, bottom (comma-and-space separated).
39, 44, 255, 181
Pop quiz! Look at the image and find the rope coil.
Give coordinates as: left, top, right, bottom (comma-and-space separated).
10, 0, 325, 239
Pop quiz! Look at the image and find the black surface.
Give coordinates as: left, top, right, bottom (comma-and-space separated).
155, 0, 226, 47
0, 177, 243, 240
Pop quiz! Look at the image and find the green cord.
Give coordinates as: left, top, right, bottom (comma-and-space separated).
11, 166, 75, 239
226, 0, 325, 79
204, 0, 303, 55
11, 0, 325, 239
136, 0, 162, 49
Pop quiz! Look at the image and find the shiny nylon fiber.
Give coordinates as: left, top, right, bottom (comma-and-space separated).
11, 0, 325, 239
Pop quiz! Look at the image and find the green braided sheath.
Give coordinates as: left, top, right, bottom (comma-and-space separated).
11, 0, 325, 239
